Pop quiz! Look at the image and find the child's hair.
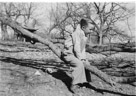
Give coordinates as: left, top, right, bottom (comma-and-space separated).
80, 19, 88, 29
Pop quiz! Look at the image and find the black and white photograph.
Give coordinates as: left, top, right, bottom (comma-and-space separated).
0, 1, 135, 96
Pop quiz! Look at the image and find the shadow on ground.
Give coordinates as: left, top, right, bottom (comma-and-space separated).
0, 56, 73, 91
0, 56, 135, 96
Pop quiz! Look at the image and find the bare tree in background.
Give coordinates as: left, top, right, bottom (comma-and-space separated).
0, 2, 37, 40
48, 2, 135, 45
49, 3, 71, 39
22, 3, 37, 24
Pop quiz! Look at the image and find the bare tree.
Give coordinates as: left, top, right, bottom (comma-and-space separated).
51, 3, 135, 45
48, 3, 72, 39
22, 3, 37, 24
87, 2, 134, 45
0, 2, 37, 40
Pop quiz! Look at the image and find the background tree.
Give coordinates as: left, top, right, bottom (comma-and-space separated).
0, 2, 37, 40
48, 2, 135, 45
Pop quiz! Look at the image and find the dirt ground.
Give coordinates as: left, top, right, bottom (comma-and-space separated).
0, 41, 135, 96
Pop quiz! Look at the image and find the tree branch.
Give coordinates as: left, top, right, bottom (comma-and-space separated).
0, 16, 116, 86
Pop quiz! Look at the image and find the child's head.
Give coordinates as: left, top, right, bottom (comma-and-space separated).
80, 19, 94, 35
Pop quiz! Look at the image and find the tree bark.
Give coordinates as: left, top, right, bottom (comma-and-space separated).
50, 39, 64, 44
99, 33, 103, 45
1, 22, 8, 40
0, 17, 116, 86
86, 42, 136, 53
0, 23, 3, 40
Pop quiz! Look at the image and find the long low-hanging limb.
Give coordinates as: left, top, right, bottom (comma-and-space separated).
0, 17, 115, 86
1, 17, 136, 95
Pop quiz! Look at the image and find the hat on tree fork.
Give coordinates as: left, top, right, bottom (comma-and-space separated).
23, 18, 38, 31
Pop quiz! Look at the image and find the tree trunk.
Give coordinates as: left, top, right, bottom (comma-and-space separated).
99, 32, 103, 45
0, 23, 4, 40
0, 22, 3, 40
88, 34, 99, 45
1, 23, 8, 40
0, 17, 116, 86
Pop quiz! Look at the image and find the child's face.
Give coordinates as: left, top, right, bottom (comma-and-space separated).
82, 23, 94, 35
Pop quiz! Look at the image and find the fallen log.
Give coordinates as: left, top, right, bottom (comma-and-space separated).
0, 17, 116, 86
3, 17, 135, 90
86, 42, 136, 53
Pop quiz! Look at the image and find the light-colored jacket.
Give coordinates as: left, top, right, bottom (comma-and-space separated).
64, 24, 87, 60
